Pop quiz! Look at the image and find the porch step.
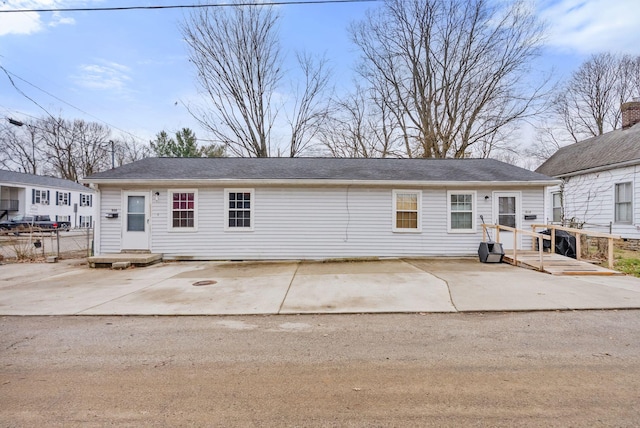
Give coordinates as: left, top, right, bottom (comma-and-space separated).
88, 253, 163, 269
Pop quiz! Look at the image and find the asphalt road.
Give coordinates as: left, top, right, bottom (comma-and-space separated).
2, 311, 639, 427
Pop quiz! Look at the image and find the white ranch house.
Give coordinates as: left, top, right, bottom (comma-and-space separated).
536, 101, 640, 239
82, 157, 558, 260
0, 169, 95, 228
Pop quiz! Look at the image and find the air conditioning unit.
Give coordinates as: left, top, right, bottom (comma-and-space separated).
42, 200, 49, 205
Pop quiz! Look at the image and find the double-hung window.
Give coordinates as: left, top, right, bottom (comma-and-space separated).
33, 189, 49, 205
56, 191, 70, 206
448, 191, 475, 233
170, 190, 197, 230
552, 192, 562, 223
79, 215, 93, 228
225, 189, 254, 230
393, 190, 421, 232
615, 182, 632, 224
80, 194, 93, 207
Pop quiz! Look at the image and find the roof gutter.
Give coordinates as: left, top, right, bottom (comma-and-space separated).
80, 178, 560, 187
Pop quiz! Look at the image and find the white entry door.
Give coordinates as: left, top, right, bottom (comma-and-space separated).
122, 192, 150, 251
493, 192, 521, 250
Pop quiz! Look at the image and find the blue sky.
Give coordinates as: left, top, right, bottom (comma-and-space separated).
1, 0, 640, 149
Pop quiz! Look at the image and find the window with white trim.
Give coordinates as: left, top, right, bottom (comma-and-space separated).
170, 190, 197, 230
447, 191, 475, 233
393, 190, 421, 232
57, 191, 70, 206
225, 189, 254, 230
552, 192, 562, 223
33, 189, 49, 205
79, 215, 93, 228
80, 193, 93, 207
615, 182, 632, 224
56, 215, 70, 222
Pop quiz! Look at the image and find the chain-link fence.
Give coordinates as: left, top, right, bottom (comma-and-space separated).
0, 228, 93, 262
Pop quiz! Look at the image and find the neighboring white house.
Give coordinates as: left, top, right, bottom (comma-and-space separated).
536, 101, 640, 239
82, 157, 558, 260
0, 170, 96, 228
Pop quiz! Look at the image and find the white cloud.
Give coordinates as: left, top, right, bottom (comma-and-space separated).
73, 60, 132, 91
540, 0, 640, 55
0, 10, 43, 36
49, 12, 75, 27
0, 1, 75, 36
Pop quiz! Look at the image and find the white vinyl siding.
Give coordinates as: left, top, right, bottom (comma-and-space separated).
555, 165, 640, 238
103, 186, 542, 259
98, 187, 124, 254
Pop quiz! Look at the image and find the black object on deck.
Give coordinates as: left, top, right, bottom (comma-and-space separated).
478, 241, 504, 263
540, 229, 577, 259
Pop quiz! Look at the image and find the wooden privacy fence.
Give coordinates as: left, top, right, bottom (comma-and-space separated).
482, 224, 551, 271
530, 224, 621, 269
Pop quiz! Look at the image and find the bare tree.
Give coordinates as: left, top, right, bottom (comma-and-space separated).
39, 117, 112, 181
182, 3, 282, 157
287, 53, 332, 157
532, 53, 640, 161
1, 115, 147, 178
558, 53, 624, 142
0, 119, 43, 174
320, 84, 402, 158
113, 136, 151, 167
350, 0, 547, 158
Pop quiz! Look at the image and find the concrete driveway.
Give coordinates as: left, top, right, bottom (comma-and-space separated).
1, 258, 640, 315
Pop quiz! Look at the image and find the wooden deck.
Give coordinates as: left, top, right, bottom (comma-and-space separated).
503, 251, 621, 276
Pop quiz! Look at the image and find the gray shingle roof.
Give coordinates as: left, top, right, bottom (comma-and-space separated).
84, 157, 554, 183
0, 169, 90, 192
536, 123, 640, 177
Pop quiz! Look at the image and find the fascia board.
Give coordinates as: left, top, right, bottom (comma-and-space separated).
555, 159, 640, 179
80, 178, 560, 187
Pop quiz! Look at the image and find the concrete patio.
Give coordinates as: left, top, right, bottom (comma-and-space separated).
1, 258, 640, 315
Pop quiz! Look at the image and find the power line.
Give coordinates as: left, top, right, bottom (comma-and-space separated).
1, 66, 147, 143
0, 0, 379, 14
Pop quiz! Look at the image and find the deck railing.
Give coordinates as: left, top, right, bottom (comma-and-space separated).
530, 224, 621, 269
482, 224, 551, 271
0, 199, 19, 211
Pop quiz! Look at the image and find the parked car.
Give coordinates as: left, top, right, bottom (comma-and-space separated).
0, 215, 71, 231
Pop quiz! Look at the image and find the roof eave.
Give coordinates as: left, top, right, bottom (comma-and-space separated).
80, 178, 560, 187
553, 158, 640, 179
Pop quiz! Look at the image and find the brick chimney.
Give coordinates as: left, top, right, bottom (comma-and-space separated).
622, 100, 640, 129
